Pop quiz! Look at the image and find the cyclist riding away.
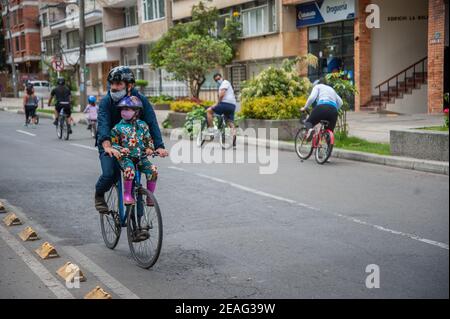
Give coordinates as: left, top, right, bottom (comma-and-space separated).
111, 95, 158, 206
94, 66, 168, 214
207, 73, 237, 148
84, 95, 98, 130
49, 77, 72, 133
23, 83, 39, 128
301, 77, 343, 140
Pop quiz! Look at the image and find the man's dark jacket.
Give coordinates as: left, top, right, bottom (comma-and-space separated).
96, 88, 165, 153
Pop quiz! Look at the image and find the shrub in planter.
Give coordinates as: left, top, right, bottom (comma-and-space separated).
184, 106, 207, 138
170, 99, 214, 113
239, 96, 307, 120
135, 79, 149, 92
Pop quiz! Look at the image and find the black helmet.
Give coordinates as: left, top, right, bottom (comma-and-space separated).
57, 77, 65, 85
107, 66, 135, 85
26, 83, 34, 95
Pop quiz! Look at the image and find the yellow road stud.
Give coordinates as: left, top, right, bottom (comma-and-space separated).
56, 262, 86, 283
18, 227, 39, 241
3, 213, 22, 226
35, 242, 59, 259
84, 286, 112, 299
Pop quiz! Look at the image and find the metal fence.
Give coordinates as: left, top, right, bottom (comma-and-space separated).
140, 85, 220, 103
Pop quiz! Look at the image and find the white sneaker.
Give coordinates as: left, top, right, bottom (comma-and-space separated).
305, 128, 314, 141
206, 128, 217, 135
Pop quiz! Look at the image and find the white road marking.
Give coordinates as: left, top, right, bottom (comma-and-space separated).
70, 143, 97, 151
63, 246, 141, 299
16, 130, 36, 136
0, 223, 75, 299
168, 166, 449, 251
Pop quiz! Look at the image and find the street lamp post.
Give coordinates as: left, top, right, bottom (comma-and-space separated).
2, 1, 19, 98
79, 0, 86, 112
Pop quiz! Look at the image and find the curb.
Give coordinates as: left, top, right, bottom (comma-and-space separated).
162, 128, 449, 176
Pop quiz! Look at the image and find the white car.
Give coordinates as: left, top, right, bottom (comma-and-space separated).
22, 80, 51, 99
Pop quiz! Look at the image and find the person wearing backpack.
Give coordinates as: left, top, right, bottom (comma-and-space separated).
23, 84, 39, 128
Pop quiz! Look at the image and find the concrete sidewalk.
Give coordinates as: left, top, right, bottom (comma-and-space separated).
346, 112, 445, 143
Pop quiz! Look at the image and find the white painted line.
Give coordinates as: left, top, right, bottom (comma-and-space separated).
63, 246, 141, 299
168, 166, 449, 251
0, 223, 75, 299
70, 143, 97, 151
16, 130, 36, 137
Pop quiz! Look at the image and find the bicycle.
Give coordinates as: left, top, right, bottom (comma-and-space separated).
100, 153, 163, 269
87, 119, 97, 139
56, 107, 71, 140
294, 109, 335, 165
196, 113, 234, 149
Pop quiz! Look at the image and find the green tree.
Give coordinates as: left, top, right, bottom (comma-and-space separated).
164, 34, 232, 98
149, 0, 240, 98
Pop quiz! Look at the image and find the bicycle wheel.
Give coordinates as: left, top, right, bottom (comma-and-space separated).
64, 122, 70, 140
127, 188, 163, 269
220, 125, 233, 150
100, 184, 122, 249
91, 122, 97, 139
195, 120, 206, 148
315, 131, 334, 165
57, 118, 63, 139
295, 128, 314, 160
35, 115, 39, 125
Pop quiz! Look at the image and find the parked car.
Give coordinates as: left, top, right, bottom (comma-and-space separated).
21, 80, 51, 100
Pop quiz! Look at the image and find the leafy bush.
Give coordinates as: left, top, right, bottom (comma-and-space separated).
184, 106, 207, 137
149, 95, 175, 105
324, 71, 357, 137
135, 80, 149, 87
170, 99, 214, 113
239, 96, 307, 120
240, 57, 314, 100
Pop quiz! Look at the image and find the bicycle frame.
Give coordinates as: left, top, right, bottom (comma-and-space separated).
312, 125, 335, 148
116, 165, 144, 228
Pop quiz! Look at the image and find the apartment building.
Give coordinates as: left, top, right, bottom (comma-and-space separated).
1, 0, 42, 84
100, 0, 186, 95
39, 0, 120, 94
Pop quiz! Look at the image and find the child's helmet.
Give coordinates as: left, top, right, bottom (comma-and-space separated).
88, 95, 96, 104
117, 95, 143, 109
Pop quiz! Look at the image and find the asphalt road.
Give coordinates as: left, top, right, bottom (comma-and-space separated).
0, 111, 448, 299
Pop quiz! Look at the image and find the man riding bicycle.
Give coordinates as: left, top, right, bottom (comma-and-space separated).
49, 77, 72, 133
206, 73, 237, 148
94, 66, 168, 214
301, 77, 343, 140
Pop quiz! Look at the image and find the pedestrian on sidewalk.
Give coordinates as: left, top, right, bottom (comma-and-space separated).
23, 83, 39, 128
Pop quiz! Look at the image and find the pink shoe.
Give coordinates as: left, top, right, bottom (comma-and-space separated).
146, 181, 156, 206
123, 180, 135, 205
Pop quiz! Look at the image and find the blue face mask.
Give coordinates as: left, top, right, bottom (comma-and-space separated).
216, 79, 223, 87
110, 89, 126, 102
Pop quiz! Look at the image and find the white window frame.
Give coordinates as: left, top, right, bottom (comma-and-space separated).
141, 0, 165, 22
124, 6, 138, 27
241, 4, 269, 37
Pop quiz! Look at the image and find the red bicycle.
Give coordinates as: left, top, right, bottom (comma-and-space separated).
295, 110, 335, 164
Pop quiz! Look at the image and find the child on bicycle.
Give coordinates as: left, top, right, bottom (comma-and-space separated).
84, 95, 98, 130
110, 95, 158, 206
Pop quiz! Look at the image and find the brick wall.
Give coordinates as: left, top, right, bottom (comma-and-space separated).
354, 0, 372, 112
428, 0, 446, 114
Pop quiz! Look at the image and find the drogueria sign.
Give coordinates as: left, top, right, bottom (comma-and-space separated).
296, 0, 355, 28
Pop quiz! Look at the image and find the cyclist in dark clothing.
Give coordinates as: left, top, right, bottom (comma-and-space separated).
94, 66, 168, 214
49, 78, 72, 130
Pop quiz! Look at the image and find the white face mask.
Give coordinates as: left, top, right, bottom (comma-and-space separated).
110, 89, 126, 102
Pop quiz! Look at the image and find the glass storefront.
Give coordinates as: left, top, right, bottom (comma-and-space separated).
307, 19, 355, 81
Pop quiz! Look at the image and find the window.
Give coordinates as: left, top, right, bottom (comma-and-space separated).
241, 1, 276, 37
20, 32, 25, 51
86, 24, 103, 45
15, 37, 20, 52
142, 0, 165, 22
42, 13, 48, 27
66, 30, 79, 49
124, 6, 138, 27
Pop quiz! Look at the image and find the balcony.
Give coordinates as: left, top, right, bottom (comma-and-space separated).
105, 25, 139, 42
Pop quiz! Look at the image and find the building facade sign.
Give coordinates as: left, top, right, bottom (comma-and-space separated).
296, 0, 355, 28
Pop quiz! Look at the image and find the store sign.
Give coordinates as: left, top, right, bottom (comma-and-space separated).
296, 0, 355, 28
